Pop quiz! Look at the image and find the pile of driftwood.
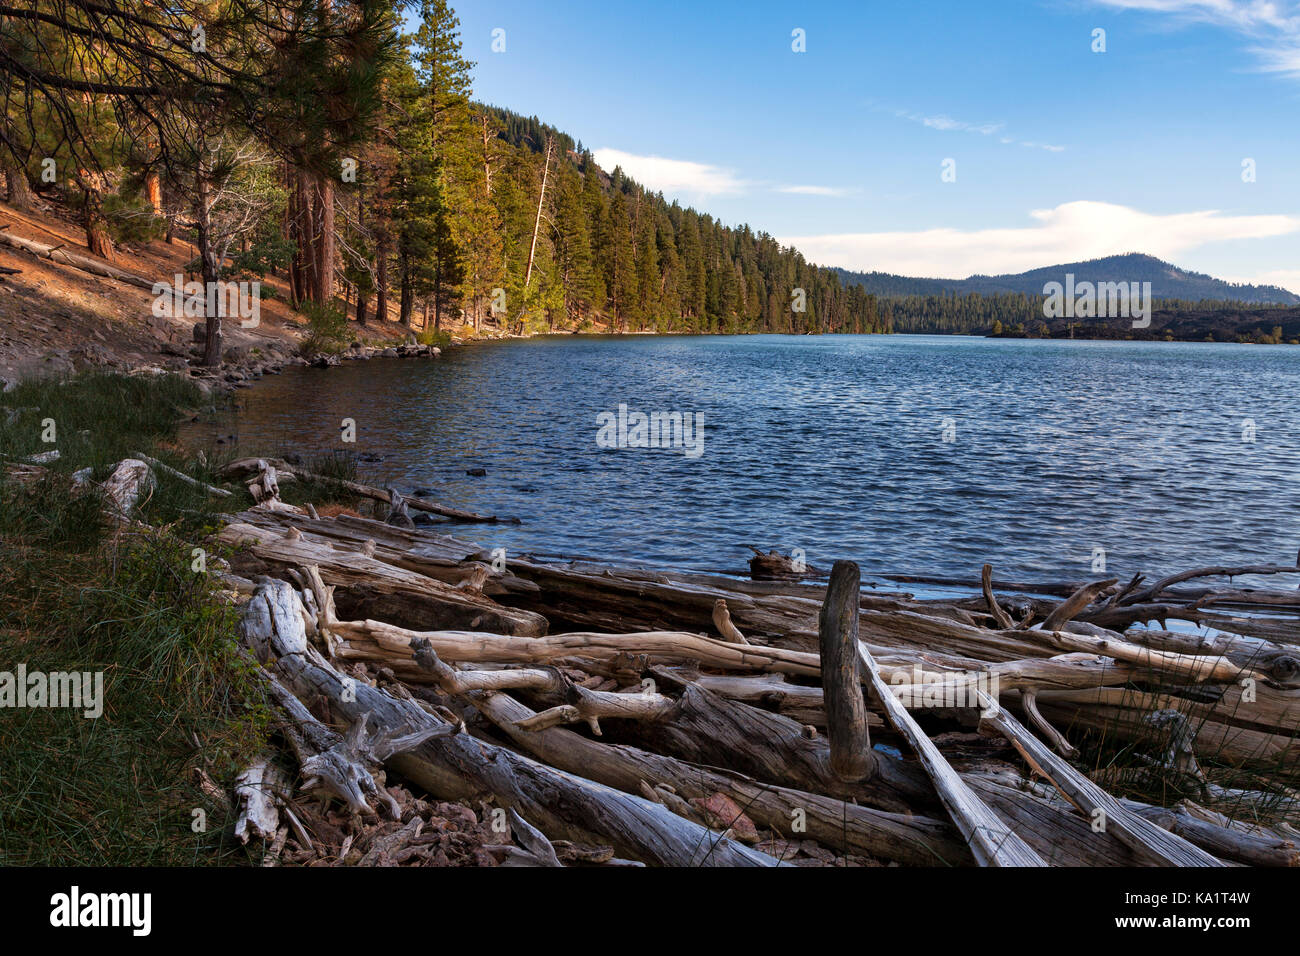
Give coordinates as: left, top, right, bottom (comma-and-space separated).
195, 460, 1300, 867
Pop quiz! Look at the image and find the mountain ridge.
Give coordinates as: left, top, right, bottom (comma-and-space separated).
836, 253, 1299, 305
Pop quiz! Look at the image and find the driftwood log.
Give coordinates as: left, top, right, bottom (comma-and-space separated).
240, 577, 779, 866
208, 501, 1299, 867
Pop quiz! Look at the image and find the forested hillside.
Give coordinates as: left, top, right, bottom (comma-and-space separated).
0, 0, 881, 355
875, 292, 1292, 336
837, 252, 1294, 330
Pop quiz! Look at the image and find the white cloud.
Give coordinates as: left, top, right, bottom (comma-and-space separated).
781, 200, 1300, 277
591, 148, 745, 196
892, 108, 1066, 152
1093, 0, 1300, 77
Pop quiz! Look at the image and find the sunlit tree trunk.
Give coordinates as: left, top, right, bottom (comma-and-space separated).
82, 186, 114, 261
315, 172, 334, 304
3, 158, 33, 211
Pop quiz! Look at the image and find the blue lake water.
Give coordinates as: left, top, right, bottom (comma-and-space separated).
220, 334, 1300, 585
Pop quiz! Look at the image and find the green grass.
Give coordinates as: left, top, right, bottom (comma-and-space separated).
1066, 677, 1300, 828
0, 372, 275, 865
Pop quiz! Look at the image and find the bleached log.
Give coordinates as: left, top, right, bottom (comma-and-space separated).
1126, 800, 1300, 867
221, 457, 520, 524
0, 228, 163, 287
1040, 579, 1118, 631
982, 563, 1014, 629
979, 700, 1225, 866
464, 689, 972, 866
385, 486, 413, 529
712, 599, 750, 645
856, 641, 1046, 866
1015, 687, 1300, 769
233, 758, 288, 844
404, 633, 677, 735
102, 458, 155, 519
1123, 564, 1300, 606
240, 578, 777, 866
131, 451, 232, 497
217, 521, 548, 636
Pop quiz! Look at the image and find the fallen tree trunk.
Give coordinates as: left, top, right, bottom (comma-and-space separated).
856, 641, 1046, 867
0, 228, 167, 291
239, 578, 778, 866
978, 698, 1225, 866
218, 521, 548, 636
220, 457, 520, 524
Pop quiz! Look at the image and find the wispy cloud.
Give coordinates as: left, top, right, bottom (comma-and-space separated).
892, 108, 1065, 152
781, 200, 1300, 278
896, 110, 1004, 136
591, 148, 746, 196
776, 184, 854, 196
591, 148, 853, 199
1092, 0, 1300, 78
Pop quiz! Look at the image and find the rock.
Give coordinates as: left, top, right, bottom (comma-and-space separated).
689, 793, 759, 843
70, 345, 115, 371
380, 348, 398, 358
466, 467, 487, 477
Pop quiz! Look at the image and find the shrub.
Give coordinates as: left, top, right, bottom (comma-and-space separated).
300, 301, 351, 356
416, 327, 452, 349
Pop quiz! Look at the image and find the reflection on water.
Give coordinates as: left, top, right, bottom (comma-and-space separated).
195, 334, 1300, 582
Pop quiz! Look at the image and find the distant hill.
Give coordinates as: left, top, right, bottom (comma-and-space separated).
837, 254, 1300, 306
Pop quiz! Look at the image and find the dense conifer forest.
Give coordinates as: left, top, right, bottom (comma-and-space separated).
0, 0, 881, 346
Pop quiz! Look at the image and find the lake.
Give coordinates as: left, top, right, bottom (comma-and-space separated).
214, 334, 1300, 586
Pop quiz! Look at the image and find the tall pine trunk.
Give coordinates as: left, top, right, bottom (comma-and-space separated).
375, 234, 389, 323
289, 168, 316, 308
315, 173, 334, 304
195, 172, 223, 367
145, 172, 163, 215
3, 159, 32, 211
82, 187, 114, 261
398, 243, 413, 327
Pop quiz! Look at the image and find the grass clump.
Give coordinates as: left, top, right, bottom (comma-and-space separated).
0, 371, 273, 865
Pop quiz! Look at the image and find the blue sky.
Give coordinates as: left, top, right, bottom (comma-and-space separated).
450, 0, 1300, 290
